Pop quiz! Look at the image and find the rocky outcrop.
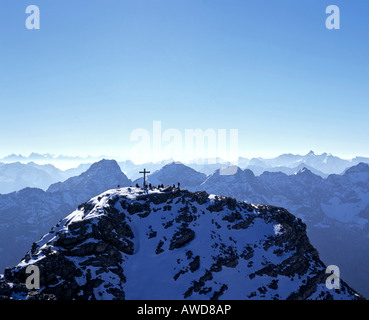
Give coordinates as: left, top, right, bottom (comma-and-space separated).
0, 159, 133, 274
0, 187, 364, 300
169, 227, 195, 250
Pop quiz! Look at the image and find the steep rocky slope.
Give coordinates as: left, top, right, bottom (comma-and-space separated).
0, 159, 131, 271
193, 163, 369, 297
0, 187, 363, 300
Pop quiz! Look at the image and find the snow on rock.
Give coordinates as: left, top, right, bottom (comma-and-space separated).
0, 159, 132, 272
0, 187, 364, 300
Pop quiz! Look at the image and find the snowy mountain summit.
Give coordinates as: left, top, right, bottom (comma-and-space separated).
1, 187, 363, 300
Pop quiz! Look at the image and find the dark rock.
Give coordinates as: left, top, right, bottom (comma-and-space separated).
0, 188, 364, 301
169, 228, 195, 250
190, 191, 209, 205
155, 240, 165, 254
189, 256, 200, 273
210, 284, 228, 300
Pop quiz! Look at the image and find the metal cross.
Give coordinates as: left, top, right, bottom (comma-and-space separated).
139, 168, 150, 187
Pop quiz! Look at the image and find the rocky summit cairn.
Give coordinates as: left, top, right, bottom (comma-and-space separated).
0, 187, 365, 300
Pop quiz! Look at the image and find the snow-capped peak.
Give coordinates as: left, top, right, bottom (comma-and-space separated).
1, 187, 363, 300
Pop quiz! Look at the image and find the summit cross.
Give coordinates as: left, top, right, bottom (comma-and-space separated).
139, 168, 150, 187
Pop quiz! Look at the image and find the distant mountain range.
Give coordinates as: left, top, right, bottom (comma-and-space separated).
1, 151, 369, 194
1, 157, 369, 298
239, 151, 369, 176
0, 162, 90, 194
0, 153, 103, 163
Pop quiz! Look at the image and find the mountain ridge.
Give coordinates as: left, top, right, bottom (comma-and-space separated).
1, 160, 369, 298
1, 187, 364, 300
0, 159, 131, 272
2, 151, 369, 178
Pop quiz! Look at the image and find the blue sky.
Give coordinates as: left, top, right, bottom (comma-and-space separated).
1, 0, 368, 161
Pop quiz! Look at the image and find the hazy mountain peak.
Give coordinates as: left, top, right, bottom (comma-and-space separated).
134, 161, 206, 188
344, 162, 369, 175
46, 159, 131, 195
294, 167, 311, 175
292, 167, 322, 182
243, 168, 256, 178
86, 159, 121, 174
161, 161, 186, 170
215, 165, 243, 175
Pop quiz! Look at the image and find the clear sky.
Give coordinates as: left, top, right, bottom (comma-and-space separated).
1, 0, 368, 161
